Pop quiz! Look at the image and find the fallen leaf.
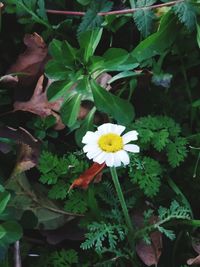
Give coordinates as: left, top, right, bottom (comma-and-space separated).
187, 255, 200, 265
13, 75, 65, 130
187, 237, 200, 265
13, 143, 39, 175
136, 231, 162, 266
96, 73, 112, 91
0, 74, 18, 83
7, 32, 48, 88
69, 162, 106, 190
134, 211, 162, 266
0, 126, 40, 174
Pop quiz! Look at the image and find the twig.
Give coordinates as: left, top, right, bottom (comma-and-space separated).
14, 241, 21, 267
46, 0, 183, 17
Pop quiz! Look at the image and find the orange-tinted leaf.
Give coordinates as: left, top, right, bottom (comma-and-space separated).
69, 162, 106, 190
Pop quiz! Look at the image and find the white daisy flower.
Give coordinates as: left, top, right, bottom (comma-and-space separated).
82, 123, 140, 167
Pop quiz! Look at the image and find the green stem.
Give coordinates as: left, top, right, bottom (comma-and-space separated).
110, 167, 134, 236
193, 151, 200, 178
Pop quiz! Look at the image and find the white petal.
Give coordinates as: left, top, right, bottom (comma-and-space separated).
83, 143, 99, 153
112, 124, 125, 135
82, 131, 99, 144
93, 152, 107, 164
97, 123, 125, 135
105, 153, 114, 167
86, 147, 102, 159
113, 153, 122, 167
122, 130, 139, 144
97, 123, 113, 134
124, 144, 140, 153
116, 150, 130, 166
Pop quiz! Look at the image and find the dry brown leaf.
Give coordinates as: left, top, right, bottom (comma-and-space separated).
13, 143, 38, 175
186, 237, 200, 265
14, 75, 65, 130
0, 126, 40, 174
7, 32, 48, 87
0, 74, 18, 84
134, 211, 162, 266
136, 231, 162, 266
187, 255, 200, 265
96, 73, 112, 91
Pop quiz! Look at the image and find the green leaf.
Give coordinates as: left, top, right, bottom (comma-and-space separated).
75, 107, 96, 147
78, 28, 103, 63
61, 94, 82, 127
0, 225, 6, 239
108, 71, 140, 84
129, 156, 162, 197
48, 39, 63, 60
47, 80, 74, 101
0, 221, 22, 244
102, 48, 129, 70
131, 12, 180, 62
45, 60, 70, 80
49, 249, 78, 267
91, 80, 134, 124
76, 0, 91, 5
0, 192, 10, 214
61, 41, 77, 65
192, 98, 200, 108
166, 138, 188, 167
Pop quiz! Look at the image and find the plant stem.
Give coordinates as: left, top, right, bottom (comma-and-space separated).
110, 167, 134, 236
46, 0, 184, 17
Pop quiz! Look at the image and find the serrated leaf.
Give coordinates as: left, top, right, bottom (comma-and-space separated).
78, 0, 112, 34
173, 1, 196, 30
134, 9, 155, 38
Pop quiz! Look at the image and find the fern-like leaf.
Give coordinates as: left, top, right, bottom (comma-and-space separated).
81, 222, 126, 253
49, 249, 78, 267
129, 156, 162, 197
133, 0, 156, 38
173, 1, 197, 31
78, 0, 113, 34
64, 191, 88, 214
166, 137, 188, 167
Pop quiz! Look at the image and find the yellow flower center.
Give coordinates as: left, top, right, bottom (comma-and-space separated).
98, 133, 123, 152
